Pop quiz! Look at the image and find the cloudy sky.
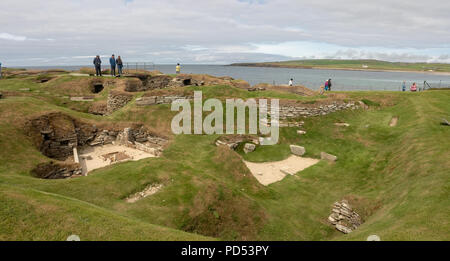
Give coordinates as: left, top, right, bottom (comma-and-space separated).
1, 0, 449, 66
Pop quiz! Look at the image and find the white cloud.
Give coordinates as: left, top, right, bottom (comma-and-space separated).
0, 33, 27, 41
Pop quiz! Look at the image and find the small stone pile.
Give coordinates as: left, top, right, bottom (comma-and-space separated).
328, 200, 362, 234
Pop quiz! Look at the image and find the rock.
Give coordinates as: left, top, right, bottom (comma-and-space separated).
441, 118, 450, 126
0, 92, 2, 99
290, 145, 306, 156
334, 123, 350, 127
297, 130, 306, 135
243, 143, 256, 154
321, 152, 337, 162
19, 88, 30, 91
335, 224, 353, 234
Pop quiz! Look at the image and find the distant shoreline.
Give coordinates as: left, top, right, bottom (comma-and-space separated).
229, 63, 450, 76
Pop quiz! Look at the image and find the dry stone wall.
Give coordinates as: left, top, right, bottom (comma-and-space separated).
107, 91, 133, 114
136, 95, 192, 106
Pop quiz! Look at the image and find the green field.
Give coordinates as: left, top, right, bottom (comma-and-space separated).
0, 72, 449, 241
231, 59, 450, 73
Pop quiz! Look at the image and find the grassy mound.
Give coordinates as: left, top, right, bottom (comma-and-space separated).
0, 72, 448, 240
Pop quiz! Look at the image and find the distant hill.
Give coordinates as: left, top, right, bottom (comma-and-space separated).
230, 59, 450, 73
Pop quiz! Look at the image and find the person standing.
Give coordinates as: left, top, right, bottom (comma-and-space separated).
402, 81, 406, 92
116, 56, 123, 76
93, 55, 102, 76
0, 61, 2, 79
328, 79, 332, 91
109, 54, 116, 76
288, 78, 293, 86
324, 79, 329, 91
176, 63, 181, 74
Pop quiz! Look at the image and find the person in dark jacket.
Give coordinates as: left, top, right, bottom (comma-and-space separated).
93, 55, 102, 76
109, 54, 116, 76
327, 78, 332, 91
116, 56, 123, 76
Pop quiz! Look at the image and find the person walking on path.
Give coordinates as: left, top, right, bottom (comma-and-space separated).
410, 82, 417, 92
116, 56, 123, 76
109, 54, 116, 76
327, 78, 332, 91
176, 63, 181, 74
402, 81, 406, 92
288, 78, 293, 86
93, 55, 102, 76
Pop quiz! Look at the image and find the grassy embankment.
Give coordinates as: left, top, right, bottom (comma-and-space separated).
231, 59, 450, 73
0, 73, 449, 240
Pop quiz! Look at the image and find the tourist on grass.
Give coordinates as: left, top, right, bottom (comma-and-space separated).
116, 56, 123, 76
0, 61, 2, 78
402, 81, 406, 92
324, 79, 329, 91
109, 54, 116, 76
410, 82, 417, 92
93, 55, 102, 76
328, 79, 332, 91
176, 63, 181, 74
289, 78, 293, 86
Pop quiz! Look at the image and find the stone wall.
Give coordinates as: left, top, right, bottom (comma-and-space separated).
107, 91, 133, 114
136, 95, 192, 106
269, 101, 359, 119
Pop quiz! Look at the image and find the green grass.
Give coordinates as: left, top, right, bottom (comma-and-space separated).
0, 75, 449, 241
231, 59, 450, 73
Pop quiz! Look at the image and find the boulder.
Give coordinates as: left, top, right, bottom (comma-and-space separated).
297, 130, 306, 135
321, 152, 337, 162
441, 118, 450, 126
243, 143, 256, 154
290, 145, 305, 156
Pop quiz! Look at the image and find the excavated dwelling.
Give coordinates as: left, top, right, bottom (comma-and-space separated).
26, 112, 168, 179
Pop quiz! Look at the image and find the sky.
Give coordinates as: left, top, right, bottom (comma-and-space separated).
0, 0, 449, 66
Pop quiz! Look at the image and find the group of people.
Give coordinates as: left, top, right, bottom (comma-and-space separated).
402, 81, 419, 92
289, 78, 333, 92
93, 56, 182, 76
93, 54, 123, 77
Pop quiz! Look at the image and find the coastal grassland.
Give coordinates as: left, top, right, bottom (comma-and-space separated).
232, 59, 450, 73
0, 74, 449, 240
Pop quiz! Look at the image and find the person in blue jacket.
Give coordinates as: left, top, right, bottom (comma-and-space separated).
0, 61, 2, 78
109, 54, 116, 76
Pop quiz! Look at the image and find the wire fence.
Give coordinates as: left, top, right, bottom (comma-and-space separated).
123, 62, 155, 74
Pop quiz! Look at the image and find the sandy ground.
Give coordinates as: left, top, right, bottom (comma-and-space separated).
244, 155, 319, 186
78, 144, 156, 175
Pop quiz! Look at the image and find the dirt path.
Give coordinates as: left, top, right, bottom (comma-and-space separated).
244, 155, 319, 186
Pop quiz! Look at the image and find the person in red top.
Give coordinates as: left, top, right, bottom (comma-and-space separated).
410, 82, 417, 92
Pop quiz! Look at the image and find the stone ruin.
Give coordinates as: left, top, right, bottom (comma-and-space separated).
135, 95, 193, 106
26, 113, 168, 179
328, 200, 363, 234
107, 91, 133, 114
215, 135, 260, 150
